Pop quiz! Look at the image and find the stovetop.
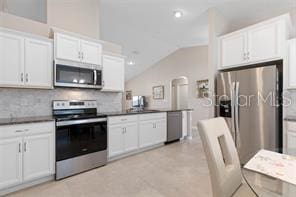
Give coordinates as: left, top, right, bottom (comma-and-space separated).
54, 113, 107, 122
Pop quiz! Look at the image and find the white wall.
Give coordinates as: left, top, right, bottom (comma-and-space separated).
0, 0, 101, 39
4, 0, 47, 23
125, 45, 211, 127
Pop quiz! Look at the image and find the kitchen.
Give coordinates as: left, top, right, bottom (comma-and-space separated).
1, 0, 296, 196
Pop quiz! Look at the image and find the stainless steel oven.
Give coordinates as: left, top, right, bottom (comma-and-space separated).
54, 100, 107, 180
54, 63, 102, 89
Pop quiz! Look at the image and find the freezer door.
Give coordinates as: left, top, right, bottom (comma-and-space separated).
216, 72, 236, 139
235, 66, 278, 164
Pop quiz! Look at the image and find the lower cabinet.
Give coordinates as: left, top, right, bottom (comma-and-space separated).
23, 134, 54, 182
108, 113, 167, 159
0, 122, 55, 191
0, 138, 23, 190
108, 122, 138, 158
283, 121, 296, 197
138, 119, 167, 148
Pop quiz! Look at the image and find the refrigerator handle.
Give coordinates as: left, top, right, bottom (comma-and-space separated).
235, 82, 241, 148
231, 82, 236, 142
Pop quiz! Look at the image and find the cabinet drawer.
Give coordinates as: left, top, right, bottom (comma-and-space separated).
0, 121, 55, 139
139, 113, 167, 121
108, 115, 138, 125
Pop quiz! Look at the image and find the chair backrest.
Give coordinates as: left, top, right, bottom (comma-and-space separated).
197, 117, 242, 197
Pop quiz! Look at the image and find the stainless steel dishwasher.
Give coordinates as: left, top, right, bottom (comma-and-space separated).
167, 111, 183, 143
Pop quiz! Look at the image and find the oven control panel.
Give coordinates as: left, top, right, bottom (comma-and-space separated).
53, 100, 97, 110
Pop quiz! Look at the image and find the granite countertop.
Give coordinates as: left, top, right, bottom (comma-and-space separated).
0, 116, 55, 126
103, 109, 194, 117
0, 109, 194, 125
284, 116, 296, 122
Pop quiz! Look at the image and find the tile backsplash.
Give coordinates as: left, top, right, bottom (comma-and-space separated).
284, 90, 296, 117
0, 88, 122, 119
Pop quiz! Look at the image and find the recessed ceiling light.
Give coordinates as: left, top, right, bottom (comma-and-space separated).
127, 61, 135, 66
174, 11, 183, 18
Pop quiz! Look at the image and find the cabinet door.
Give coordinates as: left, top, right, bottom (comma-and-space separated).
102, 55, 125, 92
139, 121, 155, 148
25, 38, 53, 88
0, 138, 23, 190
220, 32, 247, 68
154, 119, 167, 144
55, 33, 81, 62
23, 134, 54, 182
80, 40, 102, 65
288, 39, 296, 89
108, 125, 124, 157
124, 123, 138, 152
248, 22, 282, 62
0, 32, 25, 86
287, 131, 296, 156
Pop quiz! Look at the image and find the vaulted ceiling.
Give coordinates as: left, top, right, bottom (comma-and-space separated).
100, 0, 295, 81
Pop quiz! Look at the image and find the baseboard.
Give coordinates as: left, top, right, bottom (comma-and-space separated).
108, 143, 165, 162
0, 175, 55, 196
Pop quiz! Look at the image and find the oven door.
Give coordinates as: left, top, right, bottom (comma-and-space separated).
56, 118, 107, 161
55, 64, 102, 89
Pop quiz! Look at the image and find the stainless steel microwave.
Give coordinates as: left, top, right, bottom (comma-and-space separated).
54, 63, 102, 89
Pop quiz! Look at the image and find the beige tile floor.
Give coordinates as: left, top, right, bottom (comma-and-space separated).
7, 136, 212, 197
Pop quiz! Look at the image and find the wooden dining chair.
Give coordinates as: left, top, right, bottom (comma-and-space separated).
197, 117, 256, 197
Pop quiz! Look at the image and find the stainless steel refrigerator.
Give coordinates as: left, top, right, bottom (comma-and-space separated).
216, 65, 282, 164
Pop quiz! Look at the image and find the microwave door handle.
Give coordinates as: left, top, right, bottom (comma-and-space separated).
94, 70, 97, 85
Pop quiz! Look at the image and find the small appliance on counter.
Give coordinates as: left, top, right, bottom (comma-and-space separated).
53, 100, 107, 180
132, 96, 146, 109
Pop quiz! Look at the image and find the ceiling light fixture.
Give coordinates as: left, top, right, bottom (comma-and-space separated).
127, 61, 135, 66
174, 11, 183, 18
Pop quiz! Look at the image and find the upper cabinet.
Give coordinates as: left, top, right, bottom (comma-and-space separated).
55, 33, 102, 66
219, 15, 289, 69
102, 55, 125, 92
0, 29, 53, 89
287, 39, 296, 89
220, 32, 248, 67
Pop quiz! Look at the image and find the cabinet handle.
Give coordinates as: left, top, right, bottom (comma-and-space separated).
18, 143, 21, 153
21, 73, 24, 82
78, 51, 81, 59
15, 130, 24, 133
25, 73, 28, 82
24, 142, 27, 152
82, 52, 84, 60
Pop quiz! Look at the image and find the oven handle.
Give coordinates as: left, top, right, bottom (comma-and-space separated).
56, 118, 107, 127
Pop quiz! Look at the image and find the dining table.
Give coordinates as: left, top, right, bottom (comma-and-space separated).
242, 149, 296, 197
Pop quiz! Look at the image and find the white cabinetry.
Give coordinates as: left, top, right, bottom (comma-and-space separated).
108, 113, 167, 159
55, 33, 102, 66
108, 116, 138, 158
102, 55, 125, 92
287, 39, 296, 89
285, 121, 296, 156
220, 32, 247, 68
219, 15, 288, 69
0, 122, 55, 190
23, 134, 54, 182
139, 113, 167, 148
55, 33, 80, 63
0, 138, 23, 190
0, 32, 24, 86
25, 39, 53, 88
284, 121, 296, 197
0, 29, 53, 89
